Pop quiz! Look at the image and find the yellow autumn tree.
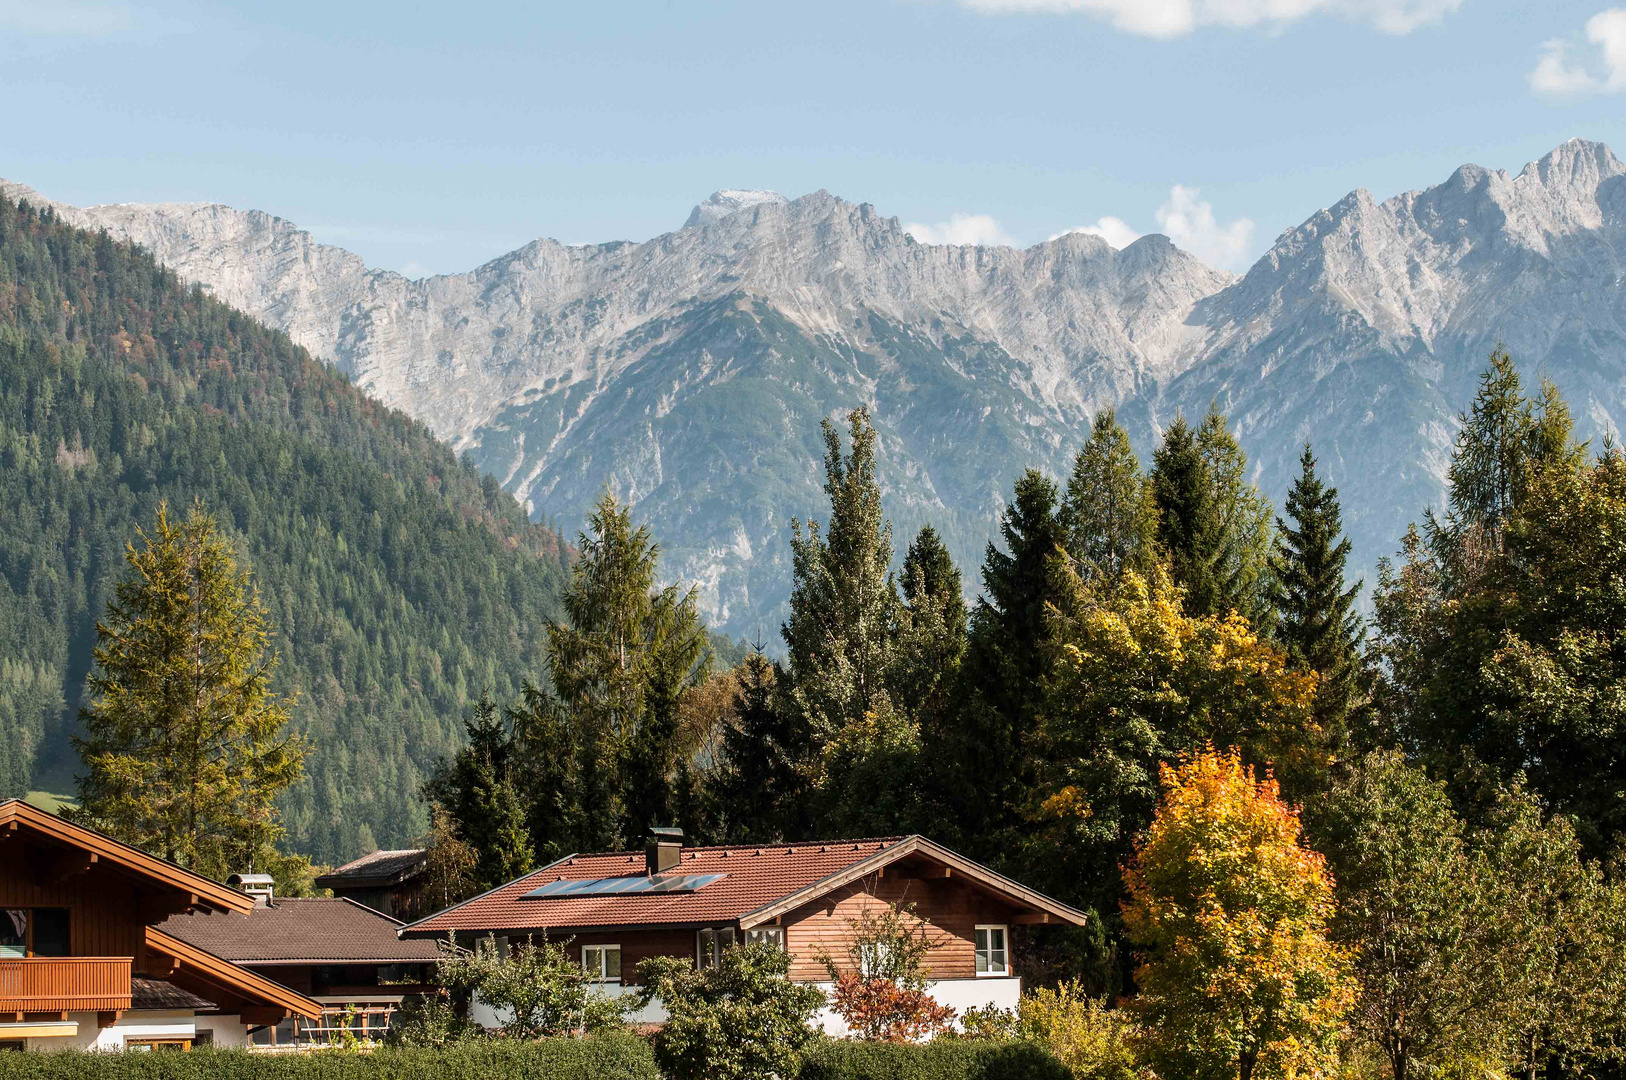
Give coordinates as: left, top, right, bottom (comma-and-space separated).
1023, 561, 1324, 911
1122, 748, 1352, 1080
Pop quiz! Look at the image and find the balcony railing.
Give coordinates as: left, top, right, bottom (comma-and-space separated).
0, 957, 132, 1013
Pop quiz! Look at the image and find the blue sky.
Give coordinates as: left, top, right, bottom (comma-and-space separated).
5, 0, 1626, 276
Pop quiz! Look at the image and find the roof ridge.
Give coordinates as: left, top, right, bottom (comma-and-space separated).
564, 836, 908, 860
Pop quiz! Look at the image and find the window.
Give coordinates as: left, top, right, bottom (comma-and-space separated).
696, 926, 736, 969
974, 925, 1008, 976
744, 927, 785, 951
0, 909, 69, 957
582, 945, 622, 983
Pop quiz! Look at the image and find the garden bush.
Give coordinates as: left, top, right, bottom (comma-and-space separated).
0, 1036, 657, 1080
795, 1038, 1071, 1080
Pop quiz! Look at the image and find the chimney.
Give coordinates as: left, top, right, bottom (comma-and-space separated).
227, 872, 276, 907
645, 827, 684, 876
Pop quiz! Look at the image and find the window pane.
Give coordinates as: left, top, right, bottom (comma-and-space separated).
604, 946, 621, 980
697, 929, 715, 968
583, 947, 601, 976
0, 912, 25, 957
31, 910, 68, 958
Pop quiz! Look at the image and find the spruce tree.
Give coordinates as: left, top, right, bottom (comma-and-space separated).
952, 469, 1067, 856
711, 646, 809, 842
1272, 445, 1364, 730
1061, 408, 1157, 579
1196, 404, 1276, 627
894, 525, 968, 771
422, 696, 535, 892
1151, 415, 1223, 613
74, 500, 306, 880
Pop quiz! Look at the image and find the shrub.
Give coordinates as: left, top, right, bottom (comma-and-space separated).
1016, 982, 1138, 1080
795, 1038, 1071, 1080
437, 933, 625, 1038
0, 1037, 658, 1080
637, 940, 825, 1080
386, 988, 481, 1048
828, 973, 956, 1042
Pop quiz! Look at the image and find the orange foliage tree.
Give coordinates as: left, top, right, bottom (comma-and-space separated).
1122, 748, 1351, 1080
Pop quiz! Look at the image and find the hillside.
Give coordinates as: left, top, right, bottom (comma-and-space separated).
0, 196, 570, 863
10, 140, 1626, 634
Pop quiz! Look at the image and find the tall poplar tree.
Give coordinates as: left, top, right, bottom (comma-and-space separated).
74, 501, 306, 880
1061, 408, 1157, 579
1272, 445, 1364, 731
780, 407, 902, 744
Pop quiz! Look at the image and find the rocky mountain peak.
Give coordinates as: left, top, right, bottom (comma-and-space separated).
684, 188, 790, 228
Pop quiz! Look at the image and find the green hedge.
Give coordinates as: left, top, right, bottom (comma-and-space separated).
0, 1036, 657, 1080
795, 1039, 1071, 1080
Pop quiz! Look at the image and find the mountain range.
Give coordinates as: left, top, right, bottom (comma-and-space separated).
9, 137, 1626, 637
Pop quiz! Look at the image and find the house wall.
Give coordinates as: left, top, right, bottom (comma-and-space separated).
782, 874, 1023, 982
18, 1010, 199, 1051
0, 846, 147, 958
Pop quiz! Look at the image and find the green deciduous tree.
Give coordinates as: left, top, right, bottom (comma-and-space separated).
1027, 563, 1322, 916
638, 941, 825, 1080
1271, 444, 1365, 735
1061, 408, 1157, 580
1122, 748, 1352, 1080
1307, 751, 1489, 1080
73, 500, 306, 880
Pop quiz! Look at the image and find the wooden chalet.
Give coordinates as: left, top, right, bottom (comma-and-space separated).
0, 799, 321, 1050
313, 849, 428, 919
399, 831, 1087, 1031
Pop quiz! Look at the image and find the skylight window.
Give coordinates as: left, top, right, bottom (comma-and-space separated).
521, 873, 726, 899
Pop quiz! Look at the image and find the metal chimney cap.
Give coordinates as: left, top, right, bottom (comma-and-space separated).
227, 873, 275, 887
648, 826, 684, 842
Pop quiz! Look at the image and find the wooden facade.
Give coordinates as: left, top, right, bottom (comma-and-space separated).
0, 800, 321, 1030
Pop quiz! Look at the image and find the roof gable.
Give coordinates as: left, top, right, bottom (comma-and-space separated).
0, 800, 250, 914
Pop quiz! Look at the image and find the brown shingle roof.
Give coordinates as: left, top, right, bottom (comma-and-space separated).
314, 849, 427, 889
130, 977, 215, 1012
156, 898, 443, 964
400, 835, 1089, 937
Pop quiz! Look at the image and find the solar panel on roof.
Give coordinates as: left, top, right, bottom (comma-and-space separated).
521, 873, 726, 899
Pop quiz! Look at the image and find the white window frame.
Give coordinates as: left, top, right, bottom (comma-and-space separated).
974, 924, 1009, 977
582, 944, 622, 983
744, 927, 785, 951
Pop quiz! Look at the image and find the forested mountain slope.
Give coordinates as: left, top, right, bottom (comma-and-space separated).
0, 197, 569, 863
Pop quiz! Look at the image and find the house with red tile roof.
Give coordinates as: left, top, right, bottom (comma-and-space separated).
399, 830, 1087, 1031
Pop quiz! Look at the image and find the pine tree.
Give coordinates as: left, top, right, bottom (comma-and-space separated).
1061, 408, 1157, 579
1272, 445, 1364, 732
547, 492, 710, 851
422, 696, 534, 892
73, 500, 306, 880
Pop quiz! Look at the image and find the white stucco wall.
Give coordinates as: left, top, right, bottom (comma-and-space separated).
194, 1014, 251, 1048
16, 1010, 199, 1051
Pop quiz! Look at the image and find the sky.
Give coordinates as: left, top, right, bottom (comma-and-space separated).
5, 0, 1626, 277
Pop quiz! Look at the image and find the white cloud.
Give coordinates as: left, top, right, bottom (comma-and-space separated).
1529, 9, 1626, 98
0, 0, 134, 34
1154, 185, 1255, 270
904, 213, 1018, 247
1050, 216, 1143, 248
957, 0, 1459, 37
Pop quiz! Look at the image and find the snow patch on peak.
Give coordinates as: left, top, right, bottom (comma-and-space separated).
685, 189, 789, 228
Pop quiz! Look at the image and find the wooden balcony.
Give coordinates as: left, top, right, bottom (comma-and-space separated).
0, 957, 132, 1013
